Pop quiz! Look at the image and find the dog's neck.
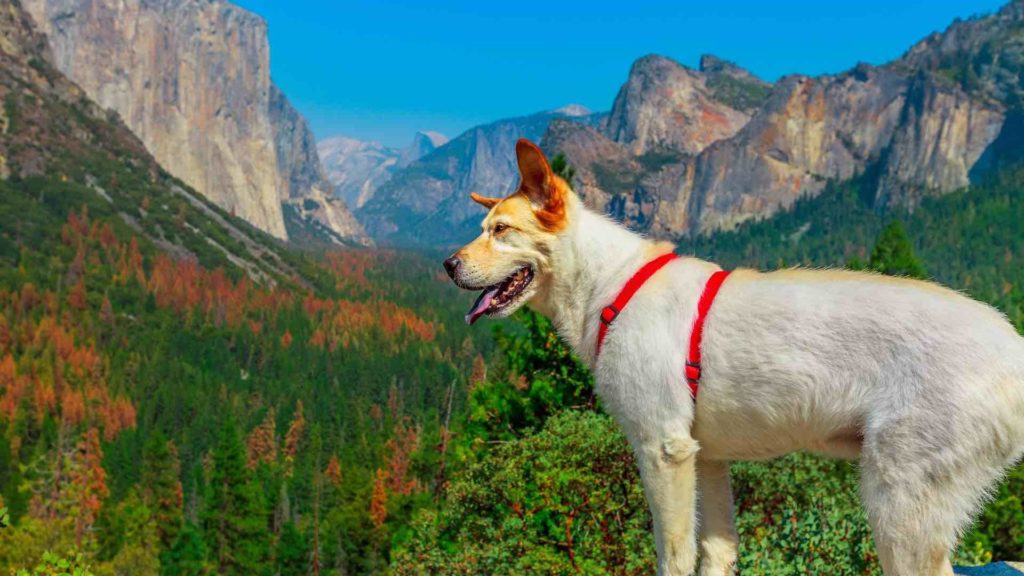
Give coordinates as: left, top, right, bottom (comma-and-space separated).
530, 196, 669, 367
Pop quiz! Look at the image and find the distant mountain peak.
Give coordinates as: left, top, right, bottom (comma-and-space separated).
415, 131, 449, 148
551, 104, 593, 117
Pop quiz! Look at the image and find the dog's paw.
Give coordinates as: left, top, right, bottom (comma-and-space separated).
698, 561, 737, 576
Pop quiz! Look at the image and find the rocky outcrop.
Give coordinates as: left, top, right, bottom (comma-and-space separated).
604, 55, 754, 155
357, 106, 600, 246
318, 130, 447, 210
23, 0, 365, 244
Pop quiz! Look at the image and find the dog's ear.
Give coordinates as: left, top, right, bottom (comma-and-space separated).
516, 139, 553, 206
515, 139, 565, 230
469, 191, 501, 209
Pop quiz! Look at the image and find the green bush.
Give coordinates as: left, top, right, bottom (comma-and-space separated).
392, 410, 654, 576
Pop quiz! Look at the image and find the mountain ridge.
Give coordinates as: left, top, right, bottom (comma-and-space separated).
353, 4, 1019, 247
356, 107, 606, 246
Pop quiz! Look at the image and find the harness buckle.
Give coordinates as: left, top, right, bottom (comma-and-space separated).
600, 304, 620, 326
685, 361, 701, 383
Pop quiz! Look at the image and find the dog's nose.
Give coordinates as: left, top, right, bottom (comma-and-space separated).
443, 255, 461, 279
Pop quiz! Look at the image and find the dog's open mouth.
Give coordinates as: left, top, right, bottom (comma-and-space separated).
465, 266, 534, 325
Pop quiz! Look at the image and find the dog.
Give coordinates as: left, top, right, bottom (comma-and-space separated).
443, 138, 1024, 576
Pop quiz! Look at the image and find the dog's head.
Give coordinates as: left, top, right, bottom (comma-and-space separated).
444, 139, 572, 325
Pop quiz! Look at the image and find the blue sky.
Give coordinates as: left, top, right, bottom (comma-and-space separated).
234, 0, 1004, 148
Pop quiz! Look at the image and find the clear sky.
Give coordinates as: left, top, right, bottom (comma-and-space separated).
234, 0, 1005, 148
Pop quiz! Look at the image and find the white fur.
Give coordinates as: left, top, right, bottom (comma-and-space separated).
457, 188, 1024, 576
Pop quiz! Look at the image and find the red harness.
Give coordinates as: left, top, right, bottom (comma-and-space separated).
595, 253, 730, 399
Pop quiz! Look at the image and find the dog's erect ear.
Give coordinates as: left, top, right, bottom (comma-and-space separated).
469, 191, 501, 209
515, 139, 566, 230
516, 139, 553, 207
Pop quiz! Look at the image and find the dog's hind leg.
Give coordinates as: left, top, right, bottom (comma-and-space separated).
697, 458, 738, 576
858, 411, 1015, 576
636, 435, 700, 576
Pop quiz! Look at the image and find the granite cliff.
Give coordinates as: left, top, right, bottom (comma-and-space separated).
23, 0, 366, 244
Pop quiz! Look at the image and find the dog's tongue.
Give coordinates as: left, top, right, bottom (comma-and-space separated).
465, 287, 499, 325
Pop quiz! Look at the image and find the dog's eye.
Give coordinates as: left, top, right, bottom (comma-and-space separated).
493, 223, 509, 235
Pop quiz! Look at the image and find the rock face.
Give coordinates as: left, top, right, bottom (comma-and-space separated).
318, 130, 448, 211
23, 0, 365, 244
543, 4, 1018, 239
0, 0, 307, 284
269, 84, 370, 245
605, 55, 758, 155
356, 106, 600, 246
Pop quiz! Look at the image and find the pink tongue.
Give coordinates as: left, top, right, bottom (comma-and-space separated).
465, 287, 499, 325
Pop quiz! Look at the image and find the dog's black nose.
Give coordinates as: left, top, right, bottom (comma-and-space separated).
443, 255, 461, 279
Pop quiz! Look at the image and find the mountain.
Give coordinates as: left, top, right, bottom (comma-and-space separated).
318, 130, 448, 210
22, 0, 367, 245
543, 6, 1018, 239
357, 105, 600, 246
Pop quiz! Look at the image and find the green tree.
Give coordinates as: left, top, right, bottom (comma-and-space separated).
550, 153, 576, 186
95, 491, 161, 576
275, 521, 308, 576
140, 433, 183, 552
202, 418, 270, 576
467, 309, 594, 440
163, 523, 208, 576
868, 220, 927, 278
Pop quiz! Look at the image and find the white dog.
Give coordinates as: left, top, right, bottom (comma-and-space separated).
443, 139, 1024, 576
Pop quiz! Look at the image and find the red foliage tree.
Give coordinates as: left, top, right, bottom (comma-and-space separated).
70, 428, 108, 545
369, 468, 388, 529
246, 408, 277, 468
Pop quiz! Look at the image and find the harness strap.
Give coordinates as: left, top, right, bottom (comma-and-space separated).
595, 254, 730, 400
685, 270, 731, 398
596, 252, 679, 356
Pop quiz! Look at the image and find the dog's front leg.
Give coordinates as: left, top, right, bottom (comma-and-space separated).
636, 436, 700, 576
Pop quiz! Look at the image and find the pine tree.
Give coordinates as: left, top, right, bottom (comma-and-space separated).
164, 522, 208, 576
141, 432, 183, 551
868, 221, 927, 279
550, 153, 576, 186
203, 418, 270, 576
276, 521, 308, 576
